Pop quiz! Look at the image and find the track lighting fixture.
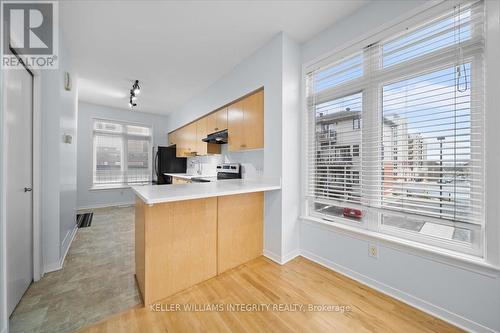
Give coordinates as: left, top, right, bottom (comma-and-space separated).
128, 80, 140, 109
129, 96, 137, 108
132, 80, 141, 95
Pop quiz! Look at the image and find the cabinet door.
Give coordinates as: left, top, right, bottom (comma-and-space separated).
206, 112, 217, 134
168, 131, 177, 146
227, 100, 245, 152
185, 122, 197, 155
176, 123, 197, 157
175, 126, 186, 157
195, 118, 208, 155
215, 107, 228, 131
217, 192, 263, 273
243, 90, 264, 150
145, 197, 217, 303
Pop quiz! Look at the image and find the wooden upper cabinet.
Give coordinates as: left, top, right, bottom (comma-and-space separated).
227, 100, 245, 152
206, 112, 217, 134
185, 122, 198, 155
228, 90, 264, 152
243, 90, 264, 150
173, 89, 263, 156
195, 118, 211, 155
168, 131, 177, 146
206, 107, 228, 134
192, 118, 220, 156
215, 107, 228, 132
172, 118, 221, 157
174, 126, 186, 157
196, 117, 208, 155
176, 122, 197, 157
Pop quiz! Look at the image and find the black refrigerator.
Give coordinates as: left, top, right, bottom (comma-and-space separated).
153, 146, 187, 184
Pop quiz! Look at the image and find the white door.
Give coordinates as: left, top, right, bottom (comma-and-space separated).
3, 66, 34, 316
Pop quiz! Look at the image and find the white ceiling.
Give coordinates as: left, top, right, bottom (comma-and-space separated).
61, 0, 368, 115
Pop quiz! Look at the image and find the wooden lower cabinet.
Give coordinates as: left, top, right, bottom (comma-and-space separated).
217, 192, 264, 273
135, 192, 264, 305
135, 198, 146, 300
135, 196, 217, 305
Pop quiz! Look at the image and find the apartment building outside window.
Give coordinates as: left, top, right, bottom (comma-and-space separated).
305, 1, 485, 256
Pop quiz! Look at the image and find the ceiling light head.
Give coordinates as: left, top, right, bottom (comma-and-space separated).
129, 80, 140, 109
133, 80, 141, 95
129, 96, 137, 108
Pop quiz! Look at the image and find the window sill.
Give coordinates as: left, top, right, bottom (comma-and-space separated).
300, 215, 500, 277
89, 184, 132, 191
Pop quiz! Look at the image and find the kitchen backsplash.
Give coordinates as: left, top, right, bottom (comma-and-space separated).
186, 146, 264, 178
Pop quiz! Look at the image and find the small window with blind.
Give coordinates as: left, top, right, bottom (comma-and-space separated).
92, 119, 152, 188
305, 1, 484, 256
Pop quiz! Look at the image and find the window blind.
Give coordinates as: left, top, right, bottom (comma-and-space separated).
306, 0, 485, 254
93, 120, 152, 186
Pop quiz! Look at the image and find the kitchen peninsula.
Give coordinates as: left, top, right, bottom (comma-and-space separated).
132, 178, 280, 305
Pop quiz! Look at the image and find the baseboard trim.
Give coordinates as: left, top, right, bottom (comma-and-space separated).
44, 224, 78, 274
77, 201, 134, 211
300, 249, 497, 333
60, 224, 78, 268
44, 261, 61, 273
263, 249, 301, 265
281, 249, 301, 264
263, 250, 282, 264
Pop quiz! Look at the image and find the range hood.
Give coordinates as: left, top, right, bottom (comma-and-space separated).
202, 129, 228, 144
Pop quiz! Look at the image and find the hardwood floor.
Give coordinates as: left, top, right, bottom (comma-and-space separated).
79, 256, 462, 333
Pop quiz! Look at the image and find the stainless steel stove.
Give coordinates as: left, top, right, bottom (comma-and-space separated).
216, 163, 241, 180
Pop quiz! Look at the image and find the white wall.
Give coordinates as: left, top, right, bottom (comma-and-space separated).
300, 1, 500, 332
58, 40, 79, 269
39, 28, 80, 273
281, 34, 301, 259
166, 33, 302, 262
76, 102, 170, 209
40, 63, 63, 272
185, 146, 264, 179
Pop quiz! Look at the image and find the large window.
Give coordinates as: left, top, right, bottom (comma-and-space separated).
306, 1, 484, 256
92, 119, 152, 187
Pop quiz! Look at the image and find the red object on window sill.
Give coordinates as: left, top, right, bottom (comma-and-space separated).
343, 208, 362, 219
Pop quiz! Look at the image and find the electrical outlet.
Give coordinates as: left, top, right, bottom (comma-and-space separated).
368, 244, 378, 259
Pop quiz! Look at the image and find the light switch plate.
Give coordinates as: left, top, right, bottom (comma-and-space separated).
63, 134, 72, 144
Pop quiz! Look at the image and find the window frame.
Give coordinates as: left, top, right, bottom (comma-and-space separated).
303, 0, 487, 259
91, 118, 153, 189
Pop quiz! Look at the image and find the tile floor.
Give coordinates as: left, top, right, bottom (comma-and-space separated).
9, 206, 140, 333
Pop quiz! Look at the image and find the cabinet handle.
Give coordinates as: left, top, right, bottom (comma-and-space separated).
215, 127, 219, 131
240, 144, 246, 148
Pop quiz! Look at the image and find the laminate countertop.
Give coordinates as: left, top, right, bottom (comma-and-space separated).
132, 177, 281, 205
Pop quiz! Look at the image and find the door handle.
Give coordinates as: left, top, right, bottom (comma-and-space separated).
24, 187, 32, 192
